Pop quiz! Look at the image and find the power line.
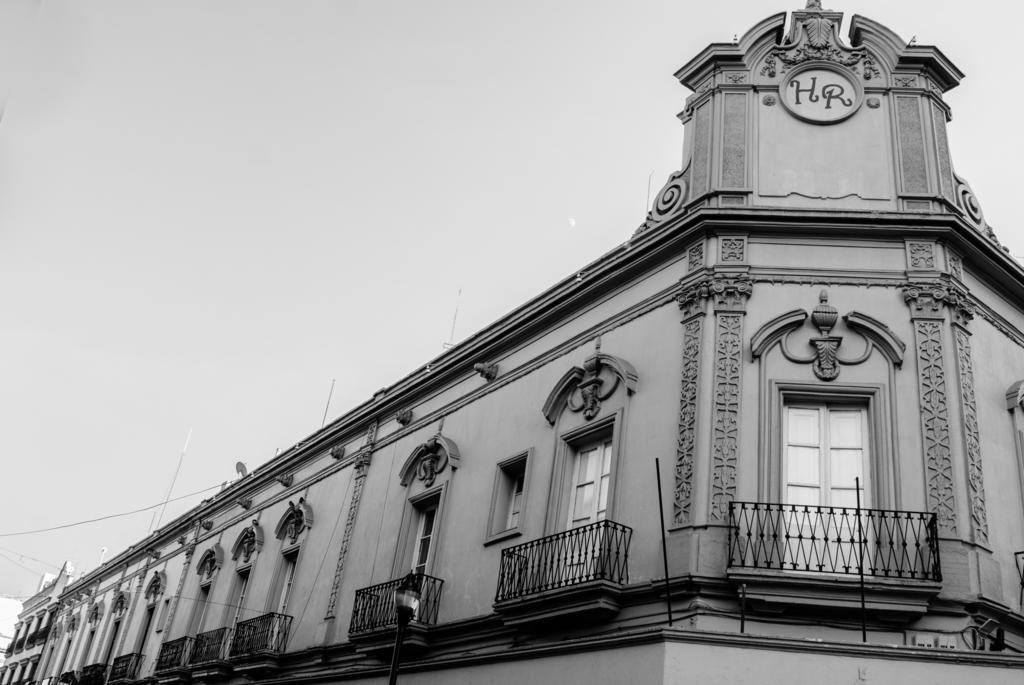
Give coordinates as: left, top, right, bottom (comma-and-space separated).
0, 546, 61, 571
0, 484, 222, 538
0, 550, 41, 575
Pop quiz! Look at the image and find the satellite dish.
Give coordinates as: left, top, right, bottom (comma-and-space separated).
236, 461, 248, 478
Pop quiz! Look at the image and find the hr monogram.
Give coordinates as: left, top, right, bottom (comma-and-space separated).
789, 76, 853, 109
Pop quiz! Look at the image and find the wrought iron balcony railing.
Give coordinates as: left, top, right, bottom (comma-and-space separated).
77, 664, 107, 685
58, 670, 79, 684
107, 653, 143, 682
13, 636, 25, 653
728, 501, 941, 580
1015, 551, 1024, 605
189, 627, 230, 665
349, 573, 444, 634
4, 641, 13, 657
495, 520, 633, 602
155, 636, 194, 672
34, 625, 51, 645
228, 613, 292, 658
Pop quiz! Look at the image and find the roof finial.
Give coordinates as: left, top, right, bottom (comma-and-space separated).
805, 0, 823, 9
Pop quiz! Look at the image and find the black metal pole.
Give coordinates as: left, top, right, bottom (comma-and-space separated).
855, 476, 867, 643
387, 616, 408, 685
739, 583, 746, 634
654, 458, 674, 626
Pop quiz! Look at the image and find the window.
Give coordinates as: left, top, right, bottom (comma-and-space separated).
226, 571, 250, 626
568, 437, 612, 528
783, 405, 869, 508
485, 453, 530, 543
187, 585, 211, 636
782, 403, 869, 571
412, 502, 438, 574
272, 554, 298, 615
135, 606, 155, 655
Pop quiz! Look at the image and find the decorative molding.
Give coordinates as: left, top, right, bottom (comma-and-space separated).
763, 94, 777, 106
200, 519, 214, 531
399, 434, 461, 487
195, 544, 224, 580
710, 311, 744, 521
674, 317, 703, 524
913, 320, 957, 534
145, 547, 161, 561
324, 448, 372, 619
637, 162, 691, 233
473, 362, 499, 381
903, 280, 973, 326
541, 338, 639, 425
954, 170, 990, 236
720, 238, 745, 263
687, 243, 704, 272
893, 75, 917, 88
760, 8, 880, 80
276, 473, 295, 486
230, 521, 264, 563
907, 241, 936, 270
395, 408, 413, 426
954, 327, 988, 544
275, 498, 313, 544
236, 498, 252, 510
751, 293, 905, 382
144, 572, 166, 602
177, 535, 187, 546
948, 252, 964, 281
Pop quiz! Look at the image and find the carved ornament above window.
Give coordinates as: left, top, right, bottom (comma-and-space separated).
275, 498, 314, 545
112, 592, 129, 616
399, 434, 461, 487
195, 545, 224, 580
750, 290, 906, 381
144, 572, 166, 602
542, 338, 638, 425
231, 521, 264, 564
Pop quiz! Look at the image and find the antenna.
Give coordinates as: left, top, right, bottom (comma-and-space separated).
98, 547, 108, 565
321, 378, 336, 428
645, 170, 655, 212
442, 288, 462, 350
235, 461, 248, 478
150, 428, 193, 533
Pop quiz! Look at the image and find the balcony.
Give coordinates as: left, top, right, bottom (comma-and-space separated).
728, 501, 942, 617
187, 627, 231, 681
77, 664, 106, 685
154, 636, 194, 673
13, 637, 25, 653
58, 671, 79, 684
349, 573, 444, 654
226, 613, 292, 676
107, 653, 143, 683
494, 520, 633, 628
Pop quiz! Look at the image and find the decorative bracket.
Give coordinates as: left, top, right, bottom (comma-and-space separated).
237, 498, 252, 510
396, 409, 413, 426
276, 474, 294, 487
329, 444, 346, 461
473, 362, 499, 381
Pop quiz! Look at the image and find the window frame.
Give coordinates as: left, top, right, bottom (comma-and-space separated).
765, 382, 894, 508
484, 450, 532, 545
544, 411, 622, 535
390, 483, 448, 578
782, 403, 870, 509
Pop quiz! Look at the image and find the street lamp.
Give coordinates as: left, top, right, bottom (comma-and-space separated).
387, 572, 422, 685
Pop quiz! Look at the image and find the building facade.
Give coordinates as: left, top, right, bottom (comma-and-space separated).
1, 565, 73, 685
25, 3, 1024, 684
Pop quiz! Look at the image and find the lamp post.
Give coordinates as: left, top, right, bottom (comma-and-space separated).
387, 572, 421, 685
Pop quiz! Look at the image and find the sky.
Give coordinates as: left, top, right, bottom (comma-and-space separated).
1, 0, 1022, 600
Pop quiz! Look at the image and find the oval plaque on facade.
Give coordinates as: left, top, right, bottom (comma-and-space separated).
779, 62, 863, 124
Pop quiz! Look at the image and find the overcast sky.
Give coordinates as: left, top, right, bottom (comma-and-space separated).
1, 0, 1021, 602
